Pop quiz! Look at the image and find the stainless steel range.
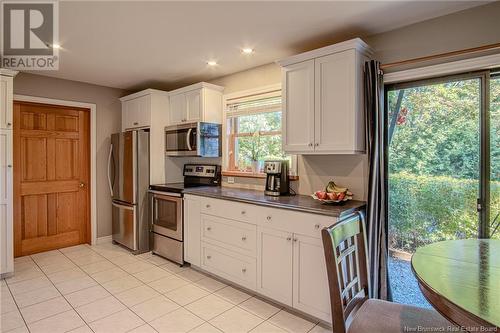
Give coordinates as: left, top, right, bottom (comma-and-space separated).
149, 164, 221, 265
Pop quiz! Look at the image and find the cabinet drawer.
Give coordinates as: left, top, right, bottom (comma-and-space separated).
200, 197, 255, 223
201, 214, 256, 256
257, 207, 335, 239
201, 242, 256, 290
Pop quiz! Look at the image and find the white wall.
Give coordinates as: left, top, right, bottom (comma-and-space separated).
208, 1, 500, 200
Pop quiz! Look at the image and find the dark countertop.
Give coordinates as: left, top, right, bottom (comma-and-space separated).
183, 186, 366, 218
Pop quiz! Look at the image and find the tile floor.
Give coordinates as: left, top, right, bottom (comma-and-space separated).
1, 242, 330, 333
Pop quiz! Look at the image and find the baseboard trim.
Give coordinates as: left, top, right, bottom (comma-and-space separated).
96, 235, 113, 245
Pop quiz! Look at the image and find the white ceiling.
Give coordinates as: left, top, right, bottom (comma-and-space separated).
35, 1, 487, 91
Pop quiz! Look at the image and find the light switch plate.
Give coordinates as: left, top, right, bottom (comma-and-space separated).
227, 177, 235, 184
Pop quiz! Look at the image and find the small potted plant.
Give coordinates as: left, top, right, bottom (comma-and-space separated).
248, 131, 263, 173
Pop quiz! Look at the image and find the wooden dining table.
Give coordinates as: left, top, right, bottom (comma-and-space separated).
411, 239, 500, 331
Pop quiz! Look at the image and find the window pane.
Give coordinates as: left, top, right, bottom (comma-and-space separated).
491, 76, 500, 239
235, 134, 287, 172
236, 112, 281, 133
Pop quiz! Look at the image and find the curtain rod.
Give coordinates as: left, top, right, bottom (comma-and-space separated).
380, 42, 500, 70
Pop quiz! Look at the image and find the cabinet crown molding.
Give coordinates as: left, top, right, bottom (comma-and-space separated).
120, 88, 168, 102
169, 82, 224, 96
276, 37, 372, 67
0, 69, 18, 77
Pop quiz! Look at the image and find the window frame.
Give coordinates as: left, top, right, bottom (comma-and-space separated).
222, 84, 298, 178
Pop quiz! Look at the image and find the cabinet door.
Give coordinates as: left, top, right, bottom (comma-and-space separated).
136, 95, 151, 128
184, 196, 201, 266
122, 99, 138, 130
282, 60, 315, 153
314, 50, 356, 152
0, 76, 13, 130
186, 89, 201, 122
169, 93, 187, 125
256, 227, 293, 306
293, 234, 331, 322
0, 130, 13, 274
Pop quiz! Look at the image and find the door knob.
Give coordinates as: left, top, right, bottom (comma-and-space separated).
79, 182, 85, 188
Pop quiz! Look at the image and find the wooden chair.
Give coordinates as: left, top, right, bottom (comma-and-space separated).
321, 212, 453, 333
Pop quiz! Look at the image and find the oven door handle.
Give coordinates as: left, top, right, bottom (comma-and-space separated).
149, 190, 182, 197
186, 128, 193, 151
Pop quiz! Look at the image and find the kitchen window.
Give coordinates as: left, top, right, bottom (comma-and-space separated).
223, 85, 297, 177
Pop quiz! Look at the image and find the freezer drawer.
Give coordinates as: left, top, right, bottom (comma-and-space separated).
112, 201, 137, 251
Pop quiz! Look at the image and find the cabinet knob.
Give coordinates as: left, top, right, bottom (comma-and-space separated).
241, 210, 246, 215
266, 216, 272, 221
206, 227, 211, 231
241, 236, 247, 241
293, 238, 298, 242
315, 143, 319, 147
241, 268, 247, 273
207, 255, 211, 259
133, 122, 139, 125
7, 164, 12, 168
286, 236, 292, 241
308, 143, 313, 147
6, 122, 11, 127
206, 204, 210, 208
315, 224, 320, 229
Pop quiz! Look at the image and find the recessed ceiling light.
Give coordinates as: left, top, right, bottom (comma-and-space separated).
242, 48, 254, 54
52, 43, 61, 49
207, 60, 217, 66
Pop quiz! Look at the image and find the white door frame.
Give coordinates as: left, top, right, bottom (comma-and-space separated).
13, 94, 98, 245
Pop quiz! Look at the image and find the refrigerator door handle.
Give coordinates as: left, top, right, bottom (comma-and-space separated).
186, 128, 193, 151
112, 201, 134, 210
107, 143, 114, 197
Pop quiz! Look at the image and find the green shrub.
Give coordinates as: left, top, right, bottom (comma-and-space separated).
389, 172, 500, 253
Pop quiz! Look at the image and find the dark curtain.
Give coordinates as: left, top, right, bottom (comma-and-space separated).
364, 60, 390, 300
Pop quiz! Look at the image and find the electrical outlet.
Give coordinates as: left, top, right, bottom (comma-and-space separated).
227, 176, 235, 184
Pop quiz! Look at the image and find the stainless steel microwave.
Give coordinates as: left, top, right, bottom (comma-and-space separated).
165, 122, 222, 157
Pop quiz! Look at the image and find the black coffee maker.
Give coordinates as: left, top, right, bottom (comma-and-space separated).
264, 160, 290, 196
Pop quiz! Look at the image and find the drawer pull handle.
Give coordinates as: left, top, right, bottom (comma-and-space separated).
241, 268, 246, 273
266, 216, 272, 221
207, 255, 211, 259
315, 224, 320, 229
241, 236, 247, 241
207, 227, 211, 231
206, 204, 211, 208
286, 236, 292, 241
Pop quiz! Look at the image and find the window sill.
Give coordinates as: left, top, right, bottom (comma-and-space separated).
222, 171, 299, 181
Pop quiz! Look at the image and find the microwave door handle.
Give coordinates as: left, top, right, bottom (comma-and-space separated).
107, 143, 114, 197
186, 128, 193, 151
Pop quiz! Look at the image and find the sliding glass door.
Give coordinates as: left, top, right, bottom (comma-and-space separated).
385, 70, 497, 307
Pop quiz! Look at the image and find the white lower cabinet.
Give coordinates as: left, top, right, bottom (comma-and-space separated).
256, 227, 293, 306
184, 194, 335, 323
293, 234, 331, 322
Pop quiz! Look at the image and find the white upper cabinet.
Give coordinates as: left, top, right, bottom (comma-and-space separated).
282, 60, 315, 153
0, 74, 13, 130
278, 38, 371, 154
120, 89, 169, 184
168, 82, 224, 126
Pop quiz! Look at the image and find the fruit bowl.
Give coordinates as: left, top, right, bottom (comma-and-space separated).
311, 192, 353, 204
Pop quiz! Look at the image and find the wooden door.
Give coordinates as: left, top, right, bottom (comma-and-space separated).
282, 59, 315, 153
256, 226, 293, 306
13, 101, 90, 257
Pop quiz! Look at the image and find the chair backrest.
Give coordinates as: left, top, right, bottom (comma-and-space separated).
321, 211, 369, 333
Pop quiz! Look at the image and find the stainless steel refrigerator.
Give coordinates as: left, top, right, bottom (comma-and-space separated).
107, 130, 150, 253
